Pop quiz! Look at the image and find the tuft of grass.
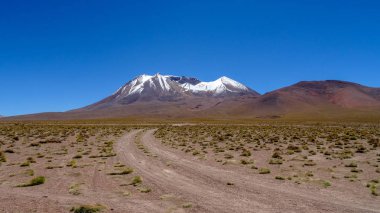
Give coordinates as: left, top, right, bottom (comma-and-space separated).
269, 158, 283, 165
0, 151, 6, 162
20, 161, 30, 167
345, 162, 357, 168
69, 183, 81, 195
17, 176, 45, 187
367, 181, 379, 196
275, 176, 285, 180
350, 168, 362, 173
107, 168, 134, 175
258, 168, 271, 174
182, 203, 193, 209
303, 160, 316, 166
371, 186, 378, 196
113, 163, 125, 168
224, 154, 233, 159
138, 187, 151, 193
192, 150, 200, 156
130, 176, 142, 186
240, 159, 253, 165
240, 149, 251, 157
46, 165, 64, 170
73, 154, 82, 159
27, 157, 36, 163
70, 205, 104, 213
322, 181, 331, 188
25, 169, 34, 176
67, 160, 77, 168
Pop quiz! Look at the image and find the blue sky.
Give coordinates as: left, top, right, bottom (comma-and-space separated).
1, 0, 379, 116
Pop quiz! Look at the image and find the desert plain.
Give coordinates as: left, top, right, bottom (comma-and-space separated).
0, 121, 379, 213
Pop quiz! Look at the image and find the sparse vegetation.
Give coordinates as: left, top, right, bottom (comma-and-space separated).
70, 204, 104, 213
69, 183, 82, 195
367, 180, 379, 196
322, 181, 331, 188
138, 187, 151, 193
259, 168, 271, 174
20, 161, 30, 167
0, 122, 379, 212
154, 123, 380, 195
130, 176, 143, 186
182, 203, 193, 208
107, 168, 134, 175
0, 151, 6, 163
17, 176, 45, 187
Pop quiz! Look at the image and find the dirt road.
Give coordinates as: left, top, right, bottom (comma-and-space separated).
115, 129, 380, 213
0, 129, 378, 213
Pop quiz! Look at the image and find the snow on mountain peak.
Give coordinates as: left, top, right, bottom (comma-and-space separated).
115, 74, 253, 98
218, 76, 250, 91
115, 74, 174, 96
181, 75, 250, 95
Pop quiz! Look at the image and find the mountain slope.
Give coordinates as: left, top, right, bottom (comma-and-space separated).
2, 78, 380, 121
79, 73, 259, 111
242, 80, 380, 118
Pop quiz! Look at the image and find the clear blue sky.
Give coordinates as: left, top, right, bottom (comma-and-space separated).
1, 0, 379, 116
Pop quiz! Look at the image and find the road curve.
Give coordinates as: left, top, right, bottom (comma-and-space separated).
115, 129, 380, 213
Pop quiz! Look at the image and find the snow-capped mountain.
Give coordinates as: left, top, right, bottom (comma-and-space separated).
6, 77, 380, 120
114, 73, 255, 98
80, 73, 259, 111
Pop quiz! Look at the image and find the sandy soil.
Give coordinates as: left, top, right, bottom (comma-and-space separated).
0, 129, 379, 212
116, 129, 380, 213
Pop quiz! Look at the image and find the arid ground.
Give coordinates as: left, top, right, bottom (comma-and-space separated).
0, 122, 379, 213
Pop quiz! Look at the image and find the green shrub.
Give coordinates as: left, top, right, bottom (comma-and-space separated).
322, 181, 331, 188
18, 176, 45, 187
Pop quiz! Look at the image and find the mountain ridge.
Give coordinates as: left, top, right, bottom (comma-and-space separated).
2, 76, 380, 121
78, 73, 259, 111
238, 80, 380, 118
